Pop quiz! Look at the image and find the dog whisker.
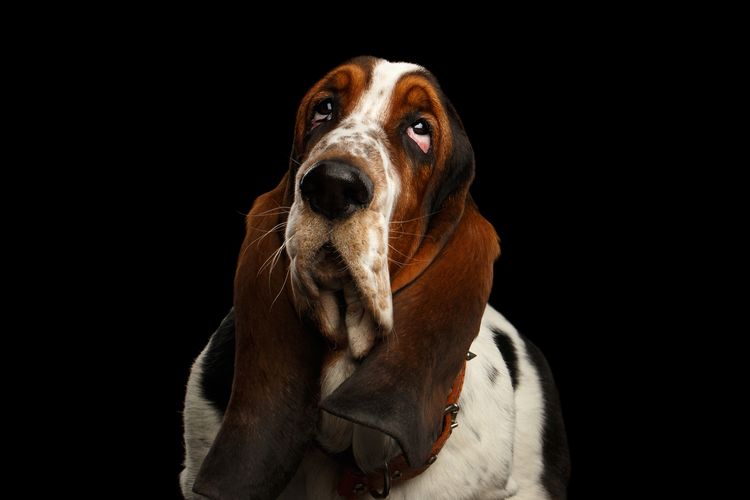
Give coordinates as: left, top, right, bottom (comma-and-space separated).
387, 243, 412, 259
257, 233, 296, 287
387, 256, 410, 266
267, 234, 292, 286
238, 223, 286, 264
257, 234, 292, 278
387, 243, 429, 265
237, 205, 291, 217
389, 230, 425, 237
249, 222, 287, 247
245, 209, 291, 218
389, 229, 436, 243
389, 210, 442, 225
289, 266, 300, 311
270, 265, 291, 310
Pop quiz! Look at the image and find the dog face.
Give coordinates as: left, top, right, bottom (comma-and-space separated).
286, 57, 470, 359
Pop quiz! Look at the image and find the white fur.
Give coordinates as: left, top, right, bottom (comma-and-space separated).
318, 355, 356, 452
181, 305, 553, 499
179, 345, 222, 500
355, 61, 422, 117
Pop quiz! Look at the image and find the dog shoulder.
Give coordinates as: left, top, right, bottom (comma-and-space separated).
180, 310, 235, 498
482, 305, 571, 499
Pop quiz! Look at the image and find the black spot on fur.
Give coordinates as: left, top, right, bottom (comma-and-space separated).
524, 337, 571, 498
488, 366, 499, 384
491, 327, 518, 389
200, 309, 236, 414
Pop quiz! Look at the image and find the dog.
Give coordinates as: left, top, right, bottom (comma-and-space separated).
180, 56, 570, 499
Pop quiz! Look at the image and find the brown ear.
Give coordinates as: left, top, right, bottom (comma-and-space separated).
320, 198, 499, 467
193, 174, 323, 499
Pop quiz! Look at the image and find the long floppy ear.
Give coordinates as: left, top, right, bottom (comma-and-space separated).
193, 174, 323, 499
321, 110, 501, 467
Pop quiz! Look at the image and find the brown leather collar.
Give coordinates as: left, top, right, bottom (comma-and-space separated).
337, 360, 467, 499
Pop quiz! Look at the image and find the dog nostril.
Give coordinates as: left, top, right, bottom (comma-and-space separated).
300, 161, 374, 220
347, 188, 368, 205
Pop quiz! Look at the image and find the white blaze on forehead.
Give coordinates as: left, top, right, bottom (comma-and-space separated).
354, 60, 424, 120
349, 60, 423, 223
319, 60, 424, 143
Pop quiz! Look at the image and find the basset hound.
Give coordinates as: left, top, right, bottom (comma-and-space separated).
180, 57, 570, 500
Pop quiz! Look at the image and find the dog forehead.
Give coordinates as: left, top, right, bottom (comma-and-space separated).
319, 60, 425, 149
353, 60, 424, 119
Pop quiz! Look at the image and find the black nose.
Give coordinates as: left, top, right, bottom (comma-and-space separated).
300, 161, 374, 219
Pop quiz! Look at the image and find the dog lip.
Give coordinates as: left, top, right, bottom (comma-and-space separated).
292, 238, 391, 341
312, 243, 351, 291
320, 242, 338, 258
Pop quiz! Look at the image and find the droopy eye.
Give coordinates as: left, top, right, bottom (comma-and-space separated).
407, 118, 431, 153
312, 98, 333, 128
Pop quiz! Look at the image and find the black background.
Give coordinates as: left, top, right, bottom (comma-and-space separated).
98, 31, 662, 499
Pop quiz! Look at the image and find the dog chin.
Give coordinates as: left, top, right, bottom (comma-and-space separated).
293, 244, 392, 359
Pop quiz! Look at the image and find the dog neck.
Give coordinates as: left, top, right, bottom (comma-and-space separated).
318, 349, 471, 498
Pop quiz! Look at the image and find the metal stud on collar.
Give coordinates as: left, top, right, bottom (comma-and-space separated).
445, 402, 460, 429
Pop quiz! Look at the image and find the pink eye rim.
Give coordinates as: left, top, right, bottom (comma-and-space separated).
311, 98, 334, 129
407, 118, 432, 154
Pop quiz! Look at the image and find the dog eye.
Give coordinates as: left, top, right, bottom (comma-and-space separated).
312, 99, 333, 128
407, 118, 431, 153
411, 119, 430, 135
